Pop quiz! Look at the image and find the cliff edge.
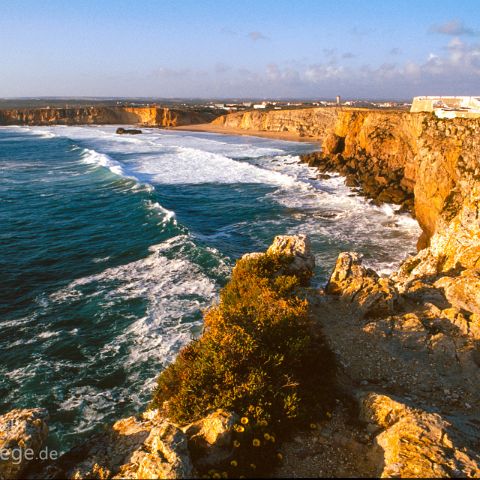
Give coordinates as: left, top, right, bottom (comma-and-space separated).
0, 106, 219, 127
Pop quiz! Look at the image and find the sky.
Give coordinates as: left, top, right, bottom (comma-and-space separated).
1, 0, 479, 99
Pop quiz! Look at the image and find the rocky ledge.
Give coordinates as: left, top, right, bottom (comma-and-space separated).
3, 228, 480, 478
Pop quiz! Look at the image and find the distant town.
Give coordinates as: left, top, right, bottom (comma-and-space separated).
1, 96, 479, 119
0, 96, 411, 112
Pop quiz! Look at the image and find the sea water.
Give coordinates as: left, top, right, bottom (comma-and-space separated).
0, 125, 420, 450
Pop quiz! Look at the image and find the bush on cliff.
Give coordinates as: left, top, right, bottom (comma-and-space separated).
151, 252, 335, 429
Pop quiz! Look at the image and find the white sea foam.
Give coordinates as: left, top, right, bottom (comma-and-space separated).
145, 200, 177, 226
80, 148, 129, 177
50, 234, 221, 393
19, 125, 300, 186
92, 256, 111, 263
127, 146, 298, 186
12, 124, 420, 277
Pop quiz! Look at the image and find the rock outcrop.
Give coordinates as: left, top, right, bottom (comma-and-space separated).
0, 408, 49, 480
360, 393, 480, 478
182, 410, 238, 470
326, 252, 399, 317
30, 409, 238, 479
63, 413, 193, 480
116, 128, 142, 135
267, 234, 315, 281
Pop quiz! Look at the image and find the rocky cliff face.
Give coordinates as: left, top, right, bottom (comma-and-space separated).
0, 106, 218, 127
212, 107, 339, 138
214, 107, 480, 257
209, 109, 480, 476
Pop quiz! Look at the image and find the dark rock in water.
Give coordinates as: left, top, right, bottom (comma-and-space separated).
116, 127, 142, 135
318, 173, 331, 180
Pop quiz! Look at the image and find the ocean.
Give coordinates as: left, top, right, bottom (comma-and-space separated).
0, 125, 420, 451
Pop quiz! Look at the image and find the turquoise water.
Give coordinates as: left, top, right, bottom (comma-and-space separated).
0, 125, 420, 450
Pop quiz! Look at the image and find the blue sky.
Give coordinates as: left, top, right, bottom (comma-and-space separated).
1, 0, 479, 99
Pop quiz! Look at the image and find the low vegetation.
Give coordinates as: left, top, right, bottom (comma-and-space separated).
151, 251, 335, 476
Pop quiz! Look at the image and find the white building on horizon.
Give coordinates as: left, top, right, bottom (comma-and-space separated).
411, 96, 480, 118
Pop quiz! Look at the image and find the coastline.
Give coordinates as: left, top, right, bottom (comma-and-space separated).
2, 110, 480, 478
172, 123, 320, 142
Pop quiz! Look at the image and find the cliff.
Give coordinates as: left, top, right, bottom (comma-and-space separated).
0, 106, 218, 127
212, 106, 339, 138
213, 107, 480, 254
195, 108, 480, 477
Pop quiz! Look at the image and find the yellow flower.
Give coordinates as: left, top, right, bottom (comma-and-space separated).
230, 460, 238, 467
310, 423, 317, 430
258, 419, 268, 427
240, 417, 249, 425
212, 474, 221, 479
270, 435, 276, 443
326, 412, 332, 418
235, 425, 245, 433
277, 452, 283, 461
264, 433, 271, 441
250, 464, 256, 470
252, 438, 261, 447
233, 440, 241, 448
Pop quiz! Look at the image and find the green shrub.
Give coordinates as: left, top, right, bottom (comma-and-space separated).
151, 251, 335, 475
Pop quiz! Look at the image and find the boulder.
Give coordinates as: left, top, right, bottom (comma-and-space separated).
0, 408, 49, 480
326, 252, 398, 317
43, 411, 193, 480
359, 393, 480, 478
116, 128, 142, 135
435, 270, 480, 315
182, 410, 238, 469
115, 422, 192, 480
323, 133, 345, 155
266, 234, 315, 279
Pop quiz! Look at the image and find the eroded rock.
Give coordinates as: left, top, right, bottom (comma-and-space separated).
37, 411, 192, 480
266, 234, 315, 277
116, 128, 142, 135
435, 270, 480, 315
182, 410, 238, 469
0, 408, 49, 480
360, 393, 480, 478
326, 252, 398, 317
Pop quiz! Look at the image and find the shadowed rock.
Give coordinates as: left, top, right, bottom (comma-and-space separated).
326, 252, 398, 317
116, 128, 142, 135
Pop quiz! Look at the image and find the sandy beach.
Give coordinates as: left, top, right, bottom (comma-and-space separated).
172, 123, 321, 143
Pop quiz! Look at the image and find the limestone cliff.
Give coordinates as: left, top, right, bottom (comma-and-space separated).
212, 106, 339, 138
213, 107, 480, 257
209, 108, 480, 477
0, 106, 218, 127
